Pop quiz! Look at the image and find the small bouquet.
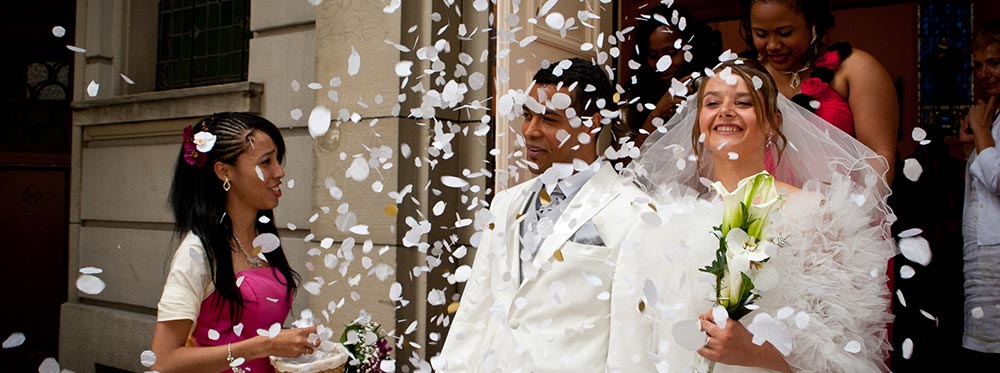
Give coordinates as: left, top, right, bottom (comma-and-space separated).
697, 171, 784, 372
340, 311, 393, 373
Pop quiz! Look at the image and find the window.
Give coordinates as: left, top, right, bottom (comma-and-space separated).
917, 0, 973, 138
156, 0, 250, 90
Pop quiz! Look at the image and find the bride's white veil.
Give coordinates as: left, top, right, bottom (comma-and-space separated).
624, 71, 895, 239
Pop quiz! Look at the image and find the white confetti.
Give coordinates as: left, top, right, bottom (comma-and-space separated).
455, 265, 472, 283
389, 282, 403, 301
972, 307, 984, 319
395, 60, 413, 77
86, 80, 99, 97
290, 108, 303, 121
896, 289, 907, 307
900, 265, 915, 279
234, 323, 244, 336
348, 46, 361, 76
794, 311, 810, 329
255, 165, 264, 181
903, 158, 923, 182
288, 179, 295, 189
428, 289, 446, 306
208, 329, 220, 340
346, 156, 370, 182
349, 225, 370, 235
79, 267, 102, 275
140, 350, 156, 367
544, 12, 565, 30
433, 201, 446, 216
911, 127, 927, 142
253, 233, 281, 253
519, 35, 538, 48
268, 322, 281, 338
655, 55, 672, 72
38, 358, 60, 373
303, 281, 322, 295
308, 106, 331, 138
441, 175, 469, 189
380, 360, 396, 372
2, 332, 25, 349
902, 338, 914, 359
120, 73, 135, 85
52, 26, 66, 38
727, 152, 739, 160
898, 228, 923, 238
66, 45, 86, 53
712, 305, 728, 329
899, 236, 932, 266
751, 76, 764, 90
76, 274, 105, 295
844, 340, 862, 354
258, 215, 271, 224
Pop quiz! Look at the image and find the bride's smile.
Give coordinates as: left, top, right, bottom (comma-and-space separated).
698, 74, 769, 159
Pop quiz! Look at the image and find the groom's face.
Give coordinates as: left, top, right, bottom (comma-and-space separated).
521, 84, 598, 174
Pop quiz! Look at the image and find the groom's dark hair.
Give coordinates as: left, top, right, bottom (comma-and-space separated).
531, 57, 616, 119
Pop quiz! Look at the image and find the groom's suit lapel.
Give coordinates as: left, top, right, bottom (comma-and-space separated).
503, 181, 536, 288
530, 164, 621, 270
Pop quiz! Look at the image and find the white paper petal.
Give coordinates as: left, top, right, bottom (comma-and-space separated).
308, 106, 332, 138
79, 267, 103, 275
120, 73, 135, 85
899, 236, 932, 266
268, 322, 281, 338
208, 329, 220, 340
395, 61, 413, 77
544, 12, 565, 30
234, 323, 244, 337
903, 158, 923, 182
253, 233, 281, 253
348, 46, 361, 76
655, 55, 672, 72
902, 338, 914, 359
844, 340, 862, 354
911, 127, 927, 141
38, 358, 60, 373
86, 81, 99, 97
52, 26, 66, 38
455, 265, 472, 283
76, 274, 105, 295
972, 307, 984, 319
900, 265, 915, 279
712, 305, 728, 329
2, 332, 25, 349
140, 350, 156, 367
441, 176, 469, 188
671, 318, 707, 352
898, 228, 923, 238
349, 225, 370, 235
255, 165, 264, 181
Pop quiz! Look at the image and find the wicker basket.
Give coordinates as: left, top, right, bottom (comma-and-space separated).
270, 344, 349, 373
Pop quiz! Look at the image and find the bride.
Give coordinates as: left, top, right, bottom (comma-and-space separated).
617, 59, 894, 372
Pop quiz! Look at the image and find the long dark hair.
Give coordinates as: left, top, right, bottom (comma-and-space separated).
169, 112, 299, 324
626, 3, 721, 134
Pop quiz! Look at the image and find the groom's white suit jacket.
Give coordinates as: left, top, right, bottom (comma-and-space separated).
439, 163, 659, 372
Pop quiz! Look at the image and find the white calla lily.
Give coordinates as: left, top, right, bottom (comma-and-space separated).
193, 131, 217, 153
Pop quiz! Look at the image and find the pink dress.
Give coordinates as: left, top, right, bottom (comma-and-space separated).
794, 42, 856, 136
192, 268, 292, 373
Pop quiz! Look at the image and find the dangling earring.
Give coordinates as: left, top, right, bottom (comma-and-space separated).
223, 177, 231, 191
810, 26, 817, 45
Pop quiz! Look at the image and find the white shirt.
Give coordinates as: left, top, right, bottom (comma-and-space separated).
963, 114, 1000, 245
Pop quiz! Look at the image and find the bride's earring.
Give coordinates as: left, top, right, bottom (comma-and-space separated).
223, 177, 231, 191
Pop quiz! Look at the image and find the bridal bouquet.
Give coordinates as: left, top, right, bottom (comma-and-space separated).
701, 171, 783, 321
340, 311, 393, 373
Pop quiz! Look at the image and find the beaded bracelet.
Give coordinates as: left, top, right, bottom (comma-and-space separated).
227, 343, 246, 373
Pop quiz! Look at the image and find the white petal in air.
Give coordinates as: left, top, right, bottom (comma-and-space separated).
120, 73, 135, 85
898, 236, 932, 266
903, 158, 923, 182
671, 318, 707, 352
545, 12, 565, 30
902, 338, 914, 359
441, 176, 469, 188
346, 156, 370, 182
308, 106, 331, 138
76, 274, 106, 295
900, 265, 915, 279
268, 322, 281, 338
656, 55, 672, 72
898, 228, 923, 238
253, 233, 281, 253
2, 332, 25, 349
86, 81, 99, 97
972, 307, 984, 319
844, 340, 862, 354
911, 127, 927, 142
140, 350, 156, 367
395, 61, 413, 77
38, 358, 60, 373
290, 108, 303, 121
66, 45, 86, 53
454, 265, 472, 283
52, 26, 66, 37
349, 225, 369, 235
208, 329, 220, 340
255, 165, 264, 181
347, 46, 361, 76
79, 266, 103, 275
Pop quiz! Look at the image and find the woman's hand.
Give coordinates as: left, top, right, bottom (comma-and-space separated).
697, 310, 792, 372
265, 326, 320, 358
965, 96, 998, 153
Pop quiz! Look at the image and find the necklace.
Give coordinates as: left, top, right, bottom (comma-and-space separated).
234, 236, 264, 269
774, 60, 812, 90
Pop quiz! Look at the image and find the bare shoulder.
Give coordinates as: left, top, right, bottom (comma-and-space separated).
839, 47, 891, 80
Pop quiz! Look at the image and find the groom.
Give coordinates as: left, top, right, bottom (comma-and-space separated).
438, 58, 658, 372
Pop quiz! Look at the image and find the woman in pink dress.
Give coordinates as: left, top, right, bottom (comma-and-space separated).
151, 113, 316, 372
739, 0, 898, 185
